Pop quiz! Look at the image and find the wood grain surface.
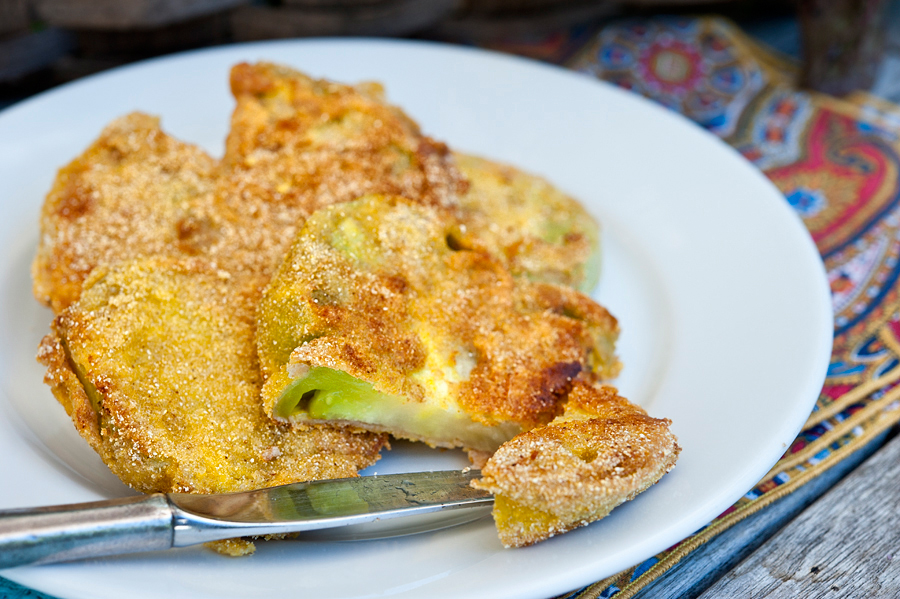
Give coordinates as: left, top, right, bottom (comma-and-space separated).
231, 0, 459, 40
0, 28, 73, 82
697, 432, 900, 598
629, 431, 889, 599
0, 0, 29, 36
34, 0, 246, 29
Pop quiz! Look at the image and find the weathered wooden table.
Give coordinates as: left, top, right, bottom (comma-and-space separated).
628, 429, 900, 599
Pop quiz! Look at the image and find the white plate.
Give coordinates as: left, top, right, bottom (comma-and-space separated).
0, 40, 832, 599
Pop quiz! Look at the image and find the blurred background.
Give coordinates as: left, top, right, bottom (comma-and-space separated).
1, 0, 898, 110
0, 0, 897, 110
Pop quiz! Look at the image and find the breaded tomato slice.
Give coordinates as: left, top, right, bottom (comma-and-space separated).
32, 113, 218, 313
222, 61, 465, 215
455, 153, 601, 294
473, 382, 679, 548
39, 257, 386, 495
221, 63, 600, 291
257, 195, 620, 453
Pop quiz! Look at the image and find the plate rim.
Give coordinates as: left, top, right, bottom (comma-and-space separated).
0, 37, 833, 599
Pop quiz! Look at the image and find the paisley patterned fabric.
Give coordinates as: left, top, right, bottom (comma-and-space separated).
560, 17, 900, 599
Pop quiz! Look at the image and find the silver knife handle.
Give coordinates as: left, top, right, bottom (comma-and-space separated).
0, 494, 173, 568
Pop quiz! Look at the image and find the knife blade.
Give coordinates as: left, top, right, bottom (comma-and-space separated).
0, 469, 491, 569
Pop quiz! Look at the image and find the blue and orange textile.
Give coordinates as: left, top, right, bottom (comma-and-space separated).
557, 17, 900, 599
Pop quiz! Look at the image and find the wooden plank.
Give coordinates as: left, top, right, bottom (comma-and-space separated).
455, 0, 735, 13
0, 28, 73, 82
51, 56, 127, 83
0, 0, 29, 36
282, 0, 392, 6
431, 2, 616, 42
456, 0, 594, 15
697, 430, 900, 599
34, 0, 247, 30
629, 430, 889, 599
887, 0, 900, 52
74, 12, 231, 59
231, 0, 458, 40
798, 0, 891, 95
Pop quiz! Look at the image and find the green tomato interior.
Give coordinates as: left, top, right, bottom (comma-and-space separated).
60, 336, 102, 413
275, 366, 521, 451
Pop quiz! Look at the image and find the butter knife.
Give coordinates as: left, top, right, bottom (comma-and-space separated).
0, 469, 491, 569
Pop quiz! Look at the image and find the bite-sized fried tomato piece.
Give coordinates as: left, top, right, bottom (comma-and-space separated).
473, 382, 679, 548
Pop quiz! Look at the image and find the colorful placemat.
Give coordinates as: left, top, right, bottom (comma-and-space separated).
555, 17, 900, 599
4, 15, 900, 599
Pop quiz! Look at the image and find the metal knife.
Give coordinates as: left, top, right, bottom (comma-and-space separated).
0, 469, 491, 569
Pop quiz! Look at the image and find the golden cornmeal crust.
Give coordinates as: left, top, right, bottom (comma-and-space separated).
31, 64, 466, 497
455, 153, 601, 294
32, 113, 219, 313
472, 382, 680, 548
258, 195, 620, 442
200, 61, 468, 282
39, 257, 386, 495
205, 538, 257, 557
223, 62, 465, 211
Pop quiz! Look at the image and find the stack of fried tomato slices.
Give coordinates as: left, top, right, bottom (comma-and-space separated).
34, 62, 678, 552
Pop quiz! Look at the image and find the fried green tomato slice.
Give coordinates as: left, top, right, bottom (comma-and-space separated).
155, 61, 471, 289
454, 153, 602, 294
257, 195, 620, 453
472, 382, 680, 548
221, 61, 465, 214
32, 113, 219, 313
222, 62, 600, 293
38, 257, 386, 494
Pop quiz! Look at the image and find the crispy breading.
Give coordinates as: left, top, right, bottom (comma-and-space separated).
455, 153, 601, 293
257, 195, 620, 452
31, 64, 468, 317
32, 113, 219, 313
193, 62, 468, 282
472, 382, 679, 548
39, 257, 386, 494
224, 62, 464, 212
